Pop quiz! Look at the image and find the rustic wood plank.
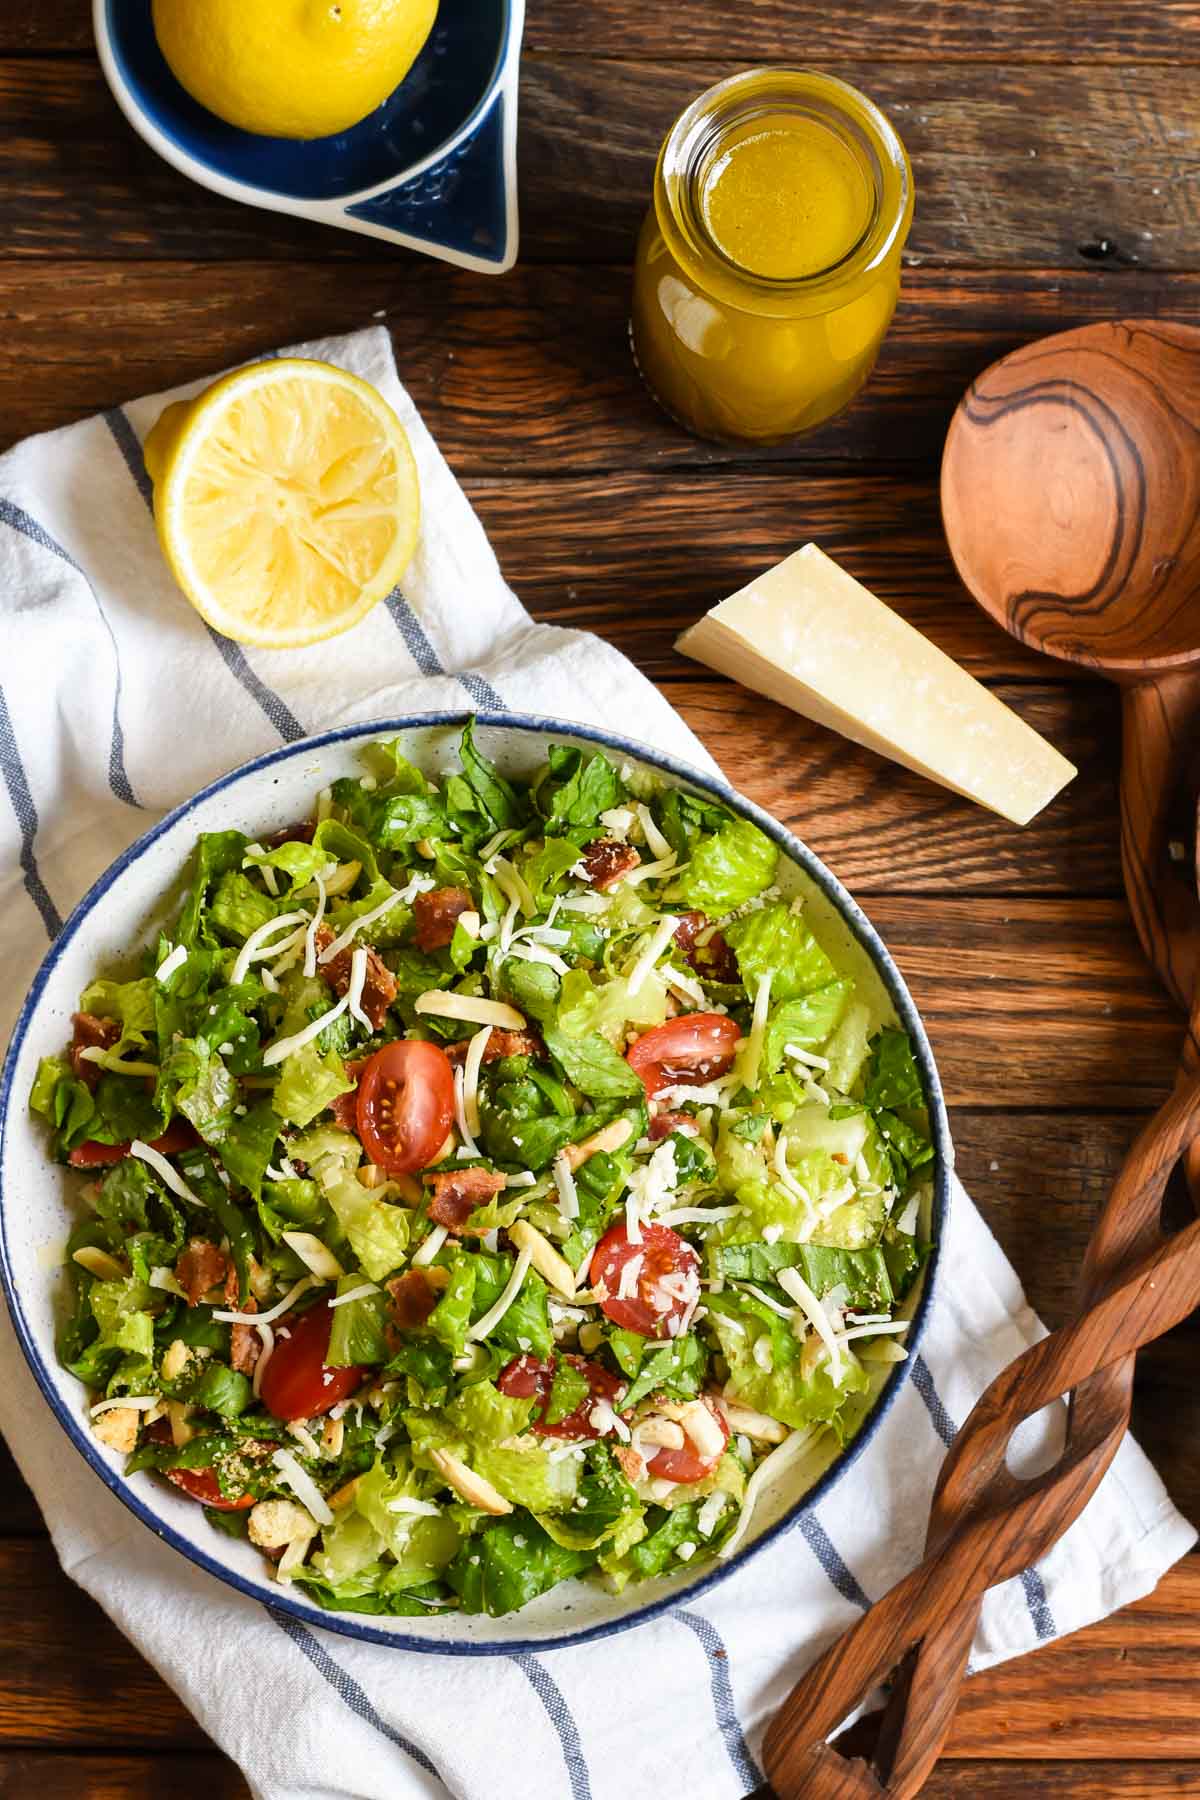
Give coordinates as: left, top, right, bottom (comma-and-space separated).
1, 1759, 1198, 1800
1, 59, 1196, 268
945, 1564, 1200, 1760
0, 1753, 248, 1799
652, 678, 1121, 897
519, 60, 1200, 269
8, 0, 1200, 62
466, 472, 1065, 683
3, 264, 1196, 475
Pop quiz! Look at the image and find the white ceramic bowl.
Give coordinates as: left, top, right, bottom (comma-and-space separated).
0, 712, 951, 1652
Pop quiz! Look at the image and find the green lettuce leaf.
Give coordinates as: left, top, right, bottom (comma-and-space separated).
536, 744, 626, 833
725, 903, 837, 1002
678, 817, 777, 914
327, 1277, 391, 1367
762, 981, 852, 1076
447, 1517, 594, 1616
541, 1022, 644, 1100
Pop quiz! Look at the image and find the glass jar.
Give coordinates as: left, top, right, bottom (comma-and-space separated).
630, 69, 914, 445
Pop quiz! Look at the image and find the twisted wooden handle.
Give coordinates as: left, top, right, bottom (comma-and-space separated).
762, 1072, 1200, 1800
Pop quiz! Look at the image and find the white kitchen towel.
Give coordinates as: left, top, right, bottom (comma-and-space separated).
0, 326, 1192, 1800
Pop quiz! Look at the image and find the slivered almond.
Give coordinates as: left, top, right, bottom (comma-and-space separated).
357, 1163, 384, 1190
73, 1246, 127, 1282
167, 1401, 195, 1448
716, 1398, 789, 1444
634, 1417, 686, 1450
562, 1117, 634, 1172
508, 1220, 577, 1299
428, 1448, 512, 1515
328, 1477, 362, 1511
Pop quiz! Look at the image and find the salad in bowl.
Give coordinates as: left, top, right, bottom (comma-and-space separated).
13, 717, 943, 1634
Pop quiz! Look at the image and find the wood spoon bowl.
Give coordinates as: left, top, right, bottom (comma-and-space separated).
941, 319, 1200, 1008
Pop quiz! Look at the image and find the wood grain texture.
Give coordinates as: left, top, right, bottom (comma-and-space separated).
2, 264, 1199, 476
0, 1755, 248, 1799
3, 1763, 1200, 1800
0, 59, 1196, 268
650, 680, 1123, 897
10, 0, 1200, 61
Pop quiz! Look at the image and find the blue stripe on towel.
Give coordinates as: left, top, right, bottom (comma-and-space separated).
383, 587, 504, 708
0, 498, 138, 808
796, 1513, 871, 1611
0, 681, 62, 938
102, 407, 306, 745
671, 1609, 761, 1790
911, 1355, 1057, 1641
266, 1607, 442, 1780
511, 1654, 593, 1800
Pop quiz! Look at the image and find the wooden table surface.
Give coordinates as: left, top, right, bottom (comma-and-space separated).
3, 1, 1200, 1794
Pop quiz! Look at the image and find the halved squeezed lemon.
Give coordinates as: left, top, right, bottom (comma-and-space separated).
145, 358, 420, 648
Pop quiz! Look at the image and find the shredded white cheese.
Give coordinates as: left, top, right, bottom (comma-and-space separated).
635, 803, 673, 861
346, 945, 372, 1031
785, 1044, 831, 1071
626, 914, 680, 997
467, 1244, 533, 1341
717, 1427, 820, 1560
741, 971, 773, 1092
89, 1394, 159, 1417
552, 1152, 579, 1221
385, 1496, 442, 1517
777, 1266, 846, 1378
453, 1064, 481, 1158
462, 1025, 492, 1138
317, 877, 428, 966
616, 1253, 644, 1300
272, 1447, 334, 1527
302, 864, 336, 976
129, 1141, 203, 1207
262, 992, 351, 1068
252, 1323, 275, 1398
213, 1274, 317, 1327
327, 1282, 382, 1312
657, 1204, 740, 1229
621, 853, 678, 886
155, 943, 187, 983
411, 1225, 449, 1269
231, 910, 309, 988
895, 1195, 920, 1236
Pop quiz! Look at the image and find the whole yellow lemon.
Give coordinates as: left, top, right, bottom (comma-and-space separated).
152, 0, 439, 141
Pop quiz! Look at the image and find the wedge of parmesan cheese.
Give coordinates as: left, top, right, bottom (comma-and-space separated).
676, 544, 1076, 826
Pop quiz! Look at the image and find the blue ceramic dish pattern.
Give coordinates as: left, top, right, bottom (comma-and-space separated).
98, 0, 521, 270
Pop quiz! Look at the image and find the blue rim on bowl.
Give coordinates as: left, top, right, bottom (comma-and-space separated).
94, 0, 524, 272
0, 711, 952, 1654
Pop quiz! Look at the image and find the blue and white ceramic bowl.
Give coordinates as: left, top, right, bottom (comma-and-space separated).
0, 714, 950, 1651
94, 0, 524, 273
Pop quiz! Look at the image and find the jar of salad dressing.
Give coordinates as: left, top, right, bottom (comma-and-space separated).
630, 69, 913, 444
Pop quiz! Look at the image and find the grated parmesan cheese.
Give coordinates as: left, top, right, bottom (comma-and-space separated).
777, 1266, 845, 1378
214, 1275, 318, 1327
414, 991, 525, 1030
272, 1448, 334, 1526
231, 910, 309, 987
462, 1025, 493, 1138
552, 1152, 579, 1221
129, 1140, 203, 1207
346, 945, 371, 1031
155, 943, 187, 983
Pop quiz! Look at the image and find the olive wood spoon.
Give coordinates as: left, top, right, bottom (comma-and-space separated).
941, 319, 1200, 1012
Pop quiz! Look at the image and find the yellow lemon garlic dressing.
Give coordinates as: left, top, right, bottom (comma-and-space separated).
631, 70, 913, 444
700, 115, 872, 281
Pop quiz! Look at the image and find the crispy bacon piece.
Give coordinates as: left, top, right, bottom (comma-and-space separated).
413, 886, 474, 952
313, 925, 397, 1031
70, 1012, 121, 1089
385, 1269, 446, 1332
673, 911, 739, 985
579, 838, 640, 891
224, 1264, 261, 1374
444, 1029, 545, 1068
264, 819, 316, 848
648, 1109, 701, 1141
329, 1057, 369, 1134
176, 1237, 229, 1308
424, 1167, 507, 1233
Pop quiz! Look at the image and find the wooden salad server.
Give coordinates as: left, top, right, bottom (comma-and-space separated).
941, 319, 1200, 1012
762, 321, 1200, 1796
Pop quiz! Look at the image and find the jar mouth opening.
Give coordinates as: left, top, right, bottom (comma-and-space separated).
660, 68, 911, 294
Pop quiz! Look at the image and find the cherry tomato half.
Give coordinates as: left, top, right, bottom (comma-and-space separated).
355, 1040, 455, 1175
625, 1014, 742, 1099
497, 1353, 626, 1440
259, 1300, 365, 1421
166, 1465, 256, 1511
67, 1120, 199, 1169
589, 1222, 701, 1339
645, 1396, 730, 1484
